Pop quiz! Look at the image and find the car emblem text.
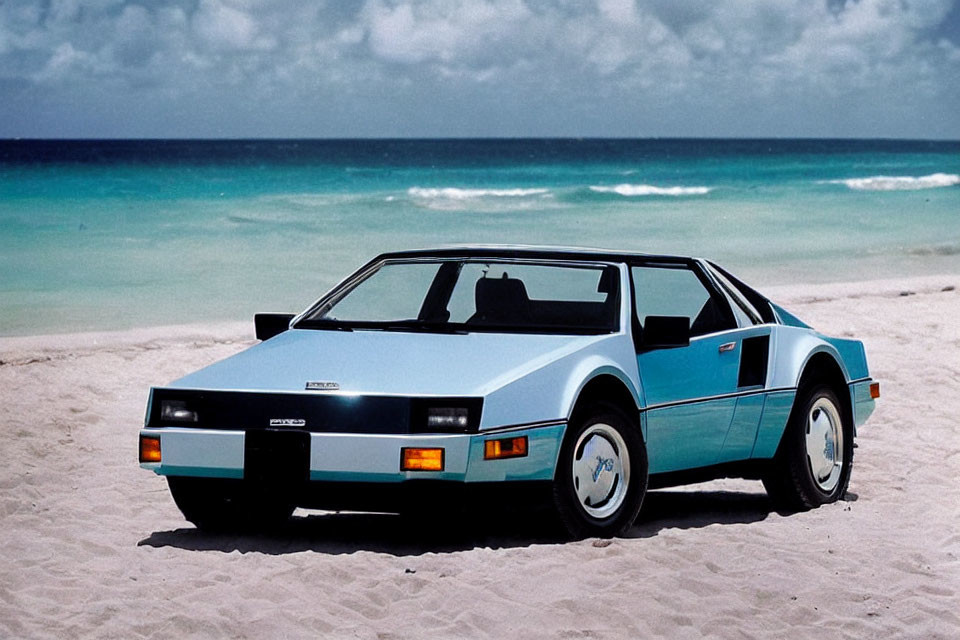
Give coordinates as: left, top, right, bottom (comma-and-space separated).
592, 456, 614, 482
269, 418, 306, 427
305, 381, 340, 391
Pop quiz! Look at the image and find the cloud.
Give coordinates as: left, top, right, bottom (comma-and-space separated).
363, 1, 530, 66
192, 0, 275, 51
0, 0, 957, 137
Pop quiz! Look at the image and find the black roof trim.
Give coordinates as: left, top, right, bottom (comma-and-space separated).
372, 245, 692, 264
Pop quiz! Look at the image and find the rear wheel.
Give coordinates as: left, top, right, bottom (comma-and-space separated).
552, 403, 647, 539
167, 477, 295, 531
762, 384, 853, 510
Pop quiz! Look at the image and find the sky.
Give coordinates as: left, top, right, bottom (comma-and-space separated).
1, 0, 959, 139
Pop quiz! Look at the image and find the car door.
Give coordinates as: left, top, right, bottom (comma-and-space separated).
631, 262, 764, 473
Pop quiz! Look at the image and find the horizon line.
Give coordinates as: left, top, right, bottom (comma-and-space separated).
2, 135, 959, 143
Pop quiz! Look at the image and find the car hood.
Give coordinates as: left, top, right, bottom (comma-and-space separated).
169, 328, 606, 396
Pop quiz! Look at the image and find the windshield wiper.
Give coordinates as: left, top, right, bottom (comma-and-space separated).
295, 319, 468, 334
374, 321, 469, 335
294, 319, 354, 331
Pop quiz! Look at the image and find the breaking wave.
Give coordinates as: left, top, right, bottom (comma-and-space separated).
404, 186, 556, 211
588, 184, 712, 197
824, 173, 960, 191
408, 187, 550, 199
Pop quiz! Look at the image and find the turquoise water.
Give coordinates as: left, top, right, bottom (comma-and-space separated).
1, 139, 958, 336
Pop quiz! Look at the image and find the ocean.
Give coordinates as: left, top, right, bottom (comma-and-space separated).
1, 138, 958, 336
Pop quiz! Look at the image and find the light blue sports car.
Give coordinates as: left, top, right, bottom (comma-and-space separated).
139, 246, 878, 538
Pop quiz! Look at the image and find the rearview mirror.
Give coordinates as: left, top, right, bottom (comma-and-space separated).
640, 315, 690, 350
255, 313, 295, 341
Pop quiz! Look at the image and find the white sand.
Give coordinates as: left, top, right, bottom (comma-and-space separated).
1, 275, 958, 639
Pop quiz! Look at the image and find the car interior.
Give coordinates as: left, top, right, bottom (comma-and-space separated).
467, 270, 617, 330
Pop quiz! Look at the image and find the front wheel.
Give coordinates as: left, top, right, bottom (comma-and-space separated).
762, 384, 853, 511
552, 403, 647, 539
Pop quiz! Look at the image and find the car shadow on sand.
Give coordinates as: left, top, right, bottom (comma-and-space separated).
627, 489, 774, 538
138, 489, 777, 556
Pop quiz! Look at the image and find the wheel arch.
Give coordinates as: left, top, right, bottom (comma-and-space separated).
798, 350, 848, 389
794, 351, 854, 436
797, 346, 850, 388
567, 370, 643, 436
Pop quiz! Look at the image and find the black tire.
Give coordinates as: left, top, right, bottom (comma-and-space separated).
552, 402, 647, 539
762, 384, 853, 511
167, 477, 295, 531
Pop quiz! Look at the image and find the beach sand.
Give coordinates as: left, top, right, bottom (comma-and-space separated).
1, 275, 958, 639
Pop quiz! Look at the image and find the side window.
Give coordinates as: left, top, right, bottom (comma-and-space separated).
631, 265, 736, 337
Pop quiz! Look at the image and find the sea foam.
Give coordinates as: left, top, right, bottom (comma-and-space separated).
588, 184, 712, 196
825, 173, 960, 191
408, 187, 550, 199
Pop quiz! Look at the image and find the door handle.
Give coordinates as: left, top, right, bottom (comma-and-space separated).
718, 341, 737, 353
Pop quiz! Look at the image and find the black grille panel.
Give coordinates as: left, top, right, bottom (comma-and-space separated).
245, 429, 310, 483
148, 388, 482, 434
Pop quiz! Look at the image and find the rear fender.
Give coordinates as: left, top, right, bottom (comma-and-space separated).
769, 326, 851, 389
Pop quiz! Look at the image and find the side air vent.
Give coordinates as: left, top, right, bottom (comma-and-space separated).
738, 335, 770, 388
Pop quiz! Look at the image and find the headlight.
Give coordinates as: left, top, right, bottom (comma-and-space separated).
410, 398, 481, 433
426, 407, 469, 430
160, 400, 198, 423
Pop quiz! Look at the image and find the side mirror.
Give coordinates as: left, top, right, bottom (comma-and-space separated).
255, 313, 295, 341
640, 315, 690, 350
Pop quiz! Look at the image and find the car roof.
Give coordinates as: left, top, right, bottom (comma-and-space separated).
374, 244, 699, 264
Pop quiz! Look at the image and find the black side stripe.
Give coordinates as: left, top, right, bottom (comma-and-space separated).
641, 386, 797, 412
481, 419, 567, 435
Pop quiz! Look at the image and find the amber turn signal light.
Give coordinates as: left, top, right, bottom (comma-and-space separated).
401, 447, 444, 471
484, 436, 528, 460
870, 382, 880, 399
139, 435, 161, 463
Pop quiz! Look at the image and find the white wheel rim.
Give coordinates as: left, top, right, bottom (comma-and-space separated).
571, 423, 630, 520
805, 397, 844, 493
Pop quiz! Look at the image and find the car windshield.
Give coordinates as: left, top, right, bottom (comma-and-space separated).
297, 259, 621, 334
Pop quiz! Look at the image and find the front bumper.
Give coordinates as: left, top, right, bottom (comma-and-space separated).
139, 423, 565, 484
